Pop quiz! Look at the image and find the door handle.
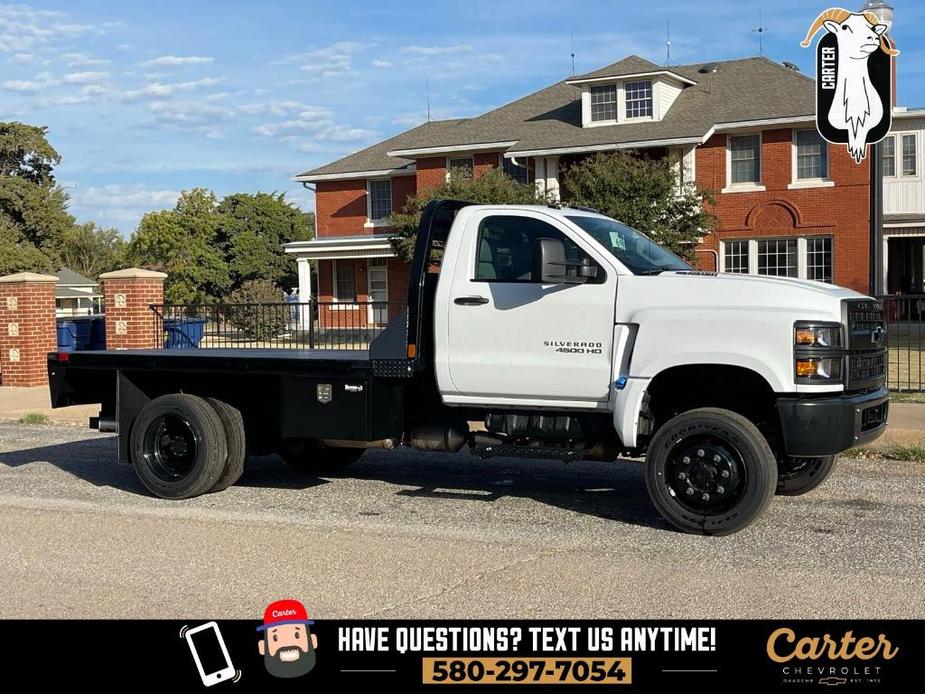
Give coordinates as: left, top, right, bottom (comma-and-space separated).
454, 295, 489, 306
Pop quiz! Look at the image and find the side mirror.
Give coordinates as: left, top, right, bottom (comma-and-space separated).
532, 238, 598, 284
532, 238, 567, 284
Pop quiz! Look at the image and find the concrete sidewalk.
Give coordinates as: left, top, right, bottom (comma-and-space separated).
0, 385, 920, 444
0, 386, 97, 425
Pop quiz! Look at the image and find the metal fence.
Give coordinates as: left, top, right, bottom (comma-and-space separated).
879, 295, 925, 392
150, 301, 404, 351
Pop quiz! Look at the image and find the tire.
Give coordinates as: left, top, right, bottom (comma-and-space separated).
644, 407, 777, 536
204, 397, 246, 492
776, 455, 837, 496
129, 393, 228, 500
278, 439, 365, 474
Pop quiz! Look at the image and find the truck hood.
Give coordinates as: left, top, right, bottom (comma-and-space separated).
664, 271, 864, 299
616, 271, 867, 324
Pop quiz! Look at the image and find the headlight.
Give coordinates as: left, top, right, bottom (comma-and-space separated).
795, 357, 842, 380
794, 325, 842, 348
793, 321, 844, 384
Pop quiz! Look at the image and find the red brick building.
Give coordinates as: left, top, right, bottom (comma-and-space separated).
285, 55, 871, 319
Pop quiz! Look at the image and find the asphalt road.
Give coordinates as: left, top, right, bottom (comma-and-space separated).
0, 422, 923, 619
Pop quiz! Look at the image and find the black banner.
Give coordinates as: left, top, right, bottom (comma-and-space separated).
7, 620, 923, 691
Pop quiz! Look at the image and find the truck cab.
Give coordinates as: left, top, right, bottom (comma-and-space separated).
47, 200, 889, 535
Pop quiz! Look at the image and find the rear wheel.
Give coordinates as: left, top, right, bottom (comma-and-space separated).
776, 455, 837, 496
129, 394, 227, 500
204, 397, 246, 492
278, 438, 365, 474
644, 407, 777, 535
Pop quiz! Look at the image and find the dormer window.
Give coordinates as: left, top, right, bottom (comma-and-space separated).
624, 80, 653, 119
590, 84, 617, 122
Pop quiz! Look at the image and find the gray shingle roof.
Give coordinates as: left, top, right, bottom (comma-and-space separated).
299, 56, 816, 178
296, 119, 468, 178
57, 267, 97, 286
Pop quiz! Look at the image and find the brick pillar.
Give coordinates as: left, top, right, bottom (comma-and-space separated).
100, 268, 167, 350
0, 272, 58, 387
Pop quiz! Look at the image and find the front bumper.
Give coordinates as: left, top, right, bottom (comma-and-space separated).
776, 386, 889, 457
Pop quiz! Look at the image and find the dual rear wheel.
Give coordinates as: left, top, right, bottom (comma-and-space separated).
129, 393, 364, 500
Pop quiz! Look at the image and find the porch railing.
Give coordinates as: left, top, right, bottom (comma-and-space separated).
150, 300, 404, 351
878, 294, 925, 392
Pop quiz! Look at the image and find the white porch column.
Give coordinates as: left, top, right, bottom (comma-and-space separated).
297, 257, 313, 330
533, 156, 560, 202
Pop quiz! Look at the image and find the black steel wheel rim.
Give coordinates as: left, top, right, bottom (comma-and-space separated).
665, 434, 746, 514
142, 413, 200, 481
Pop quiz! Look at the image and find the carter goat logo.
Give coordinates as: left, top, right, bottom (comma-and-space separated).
801, 8, 899, 163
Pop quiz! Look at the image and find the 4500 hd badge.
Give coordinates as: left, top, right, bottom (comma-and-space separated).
544, 340, 604, 355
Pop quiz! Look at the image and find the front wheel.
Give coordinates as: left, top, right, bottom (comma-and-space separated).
776, 455, 837, 496
644, 408, 777, 536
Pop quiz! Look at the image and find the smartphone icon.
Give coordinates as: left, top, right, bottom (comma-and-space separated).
185, 621, 236, 687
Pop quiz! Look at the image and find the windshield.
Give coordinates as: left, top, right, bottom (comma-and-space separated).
565, 215, 692, 275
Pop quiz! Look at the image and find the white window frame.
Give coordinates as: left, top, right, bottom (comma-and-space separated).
588, 83, 618, 124
883, 132, 920, 180
445, 156, 474, 182
581, 79, 659, 128
623, 79, 654, 121
720, 236, 834, 282
365, 178, 392, 228
331, 259, 358, 305
723, 132, 766, 193
789, 129, 834, 190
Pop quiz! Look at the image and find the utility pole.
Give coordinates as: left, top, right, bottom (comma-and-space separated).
862, 0, 895, 296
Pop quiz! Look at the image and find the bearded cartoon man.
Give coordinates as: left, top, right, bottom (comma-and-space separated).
257, 599, 318, 678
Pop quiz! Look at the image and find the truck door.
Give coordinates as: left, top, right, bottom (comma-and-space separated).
441, 210, 616, 405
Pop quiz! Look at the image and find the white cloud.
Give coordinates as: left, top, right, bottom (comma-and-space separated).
371, 59, 392, 68
61, 71, 109, 84
123, 77, 224, 100
141, 55, 214, 68
401, 45, 473, 56
12, 52, 33, 63
116, 43, 134, 51
63, 52, 110, 67
2, 79, 42, 92
238, 100, 312, 116
72, 184, 181, 209
42, 84, 112, 106
278, 41, 366, 79
0, 6, 94, 53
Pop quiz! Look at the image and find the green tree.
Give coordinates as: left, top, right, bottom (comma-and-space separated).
129, 188, 230, 304
0, 121, 61, 185
59, 221, 127, 279
215, 192, 313, 292
562, 151, 716, 259
223, 278, 288, 340
389, 167, 541, 261
0, 218, 55, 275
0, 121, 75, 271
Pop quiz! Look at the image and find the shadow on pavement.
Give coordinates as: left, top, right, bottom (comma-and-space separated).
0, 435, 667, 530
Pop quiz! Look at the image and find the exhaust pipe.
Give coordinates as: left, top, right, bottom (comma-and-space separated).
321, 438, 397, 449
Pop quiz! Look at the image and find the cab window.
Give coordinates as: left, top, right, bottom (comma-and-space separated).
474, 215, 602, 283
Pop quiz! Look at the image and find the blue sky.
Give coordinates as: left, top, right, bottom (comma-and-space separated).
2, 0, 924, 234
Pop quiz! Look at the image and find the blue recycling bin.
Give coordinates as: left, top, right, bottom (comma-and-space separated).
163, 317, 207, 349
56, 320, 78, 352
73, 318, 92, 350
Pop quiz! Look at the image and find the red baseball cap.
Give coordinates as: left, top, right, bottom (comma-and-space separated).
257, 599, 314, 631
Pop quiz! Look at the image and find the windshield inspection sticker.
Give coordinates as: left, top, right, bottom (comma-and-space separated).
801, 7, 898, 163
609, 231, 626, 251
